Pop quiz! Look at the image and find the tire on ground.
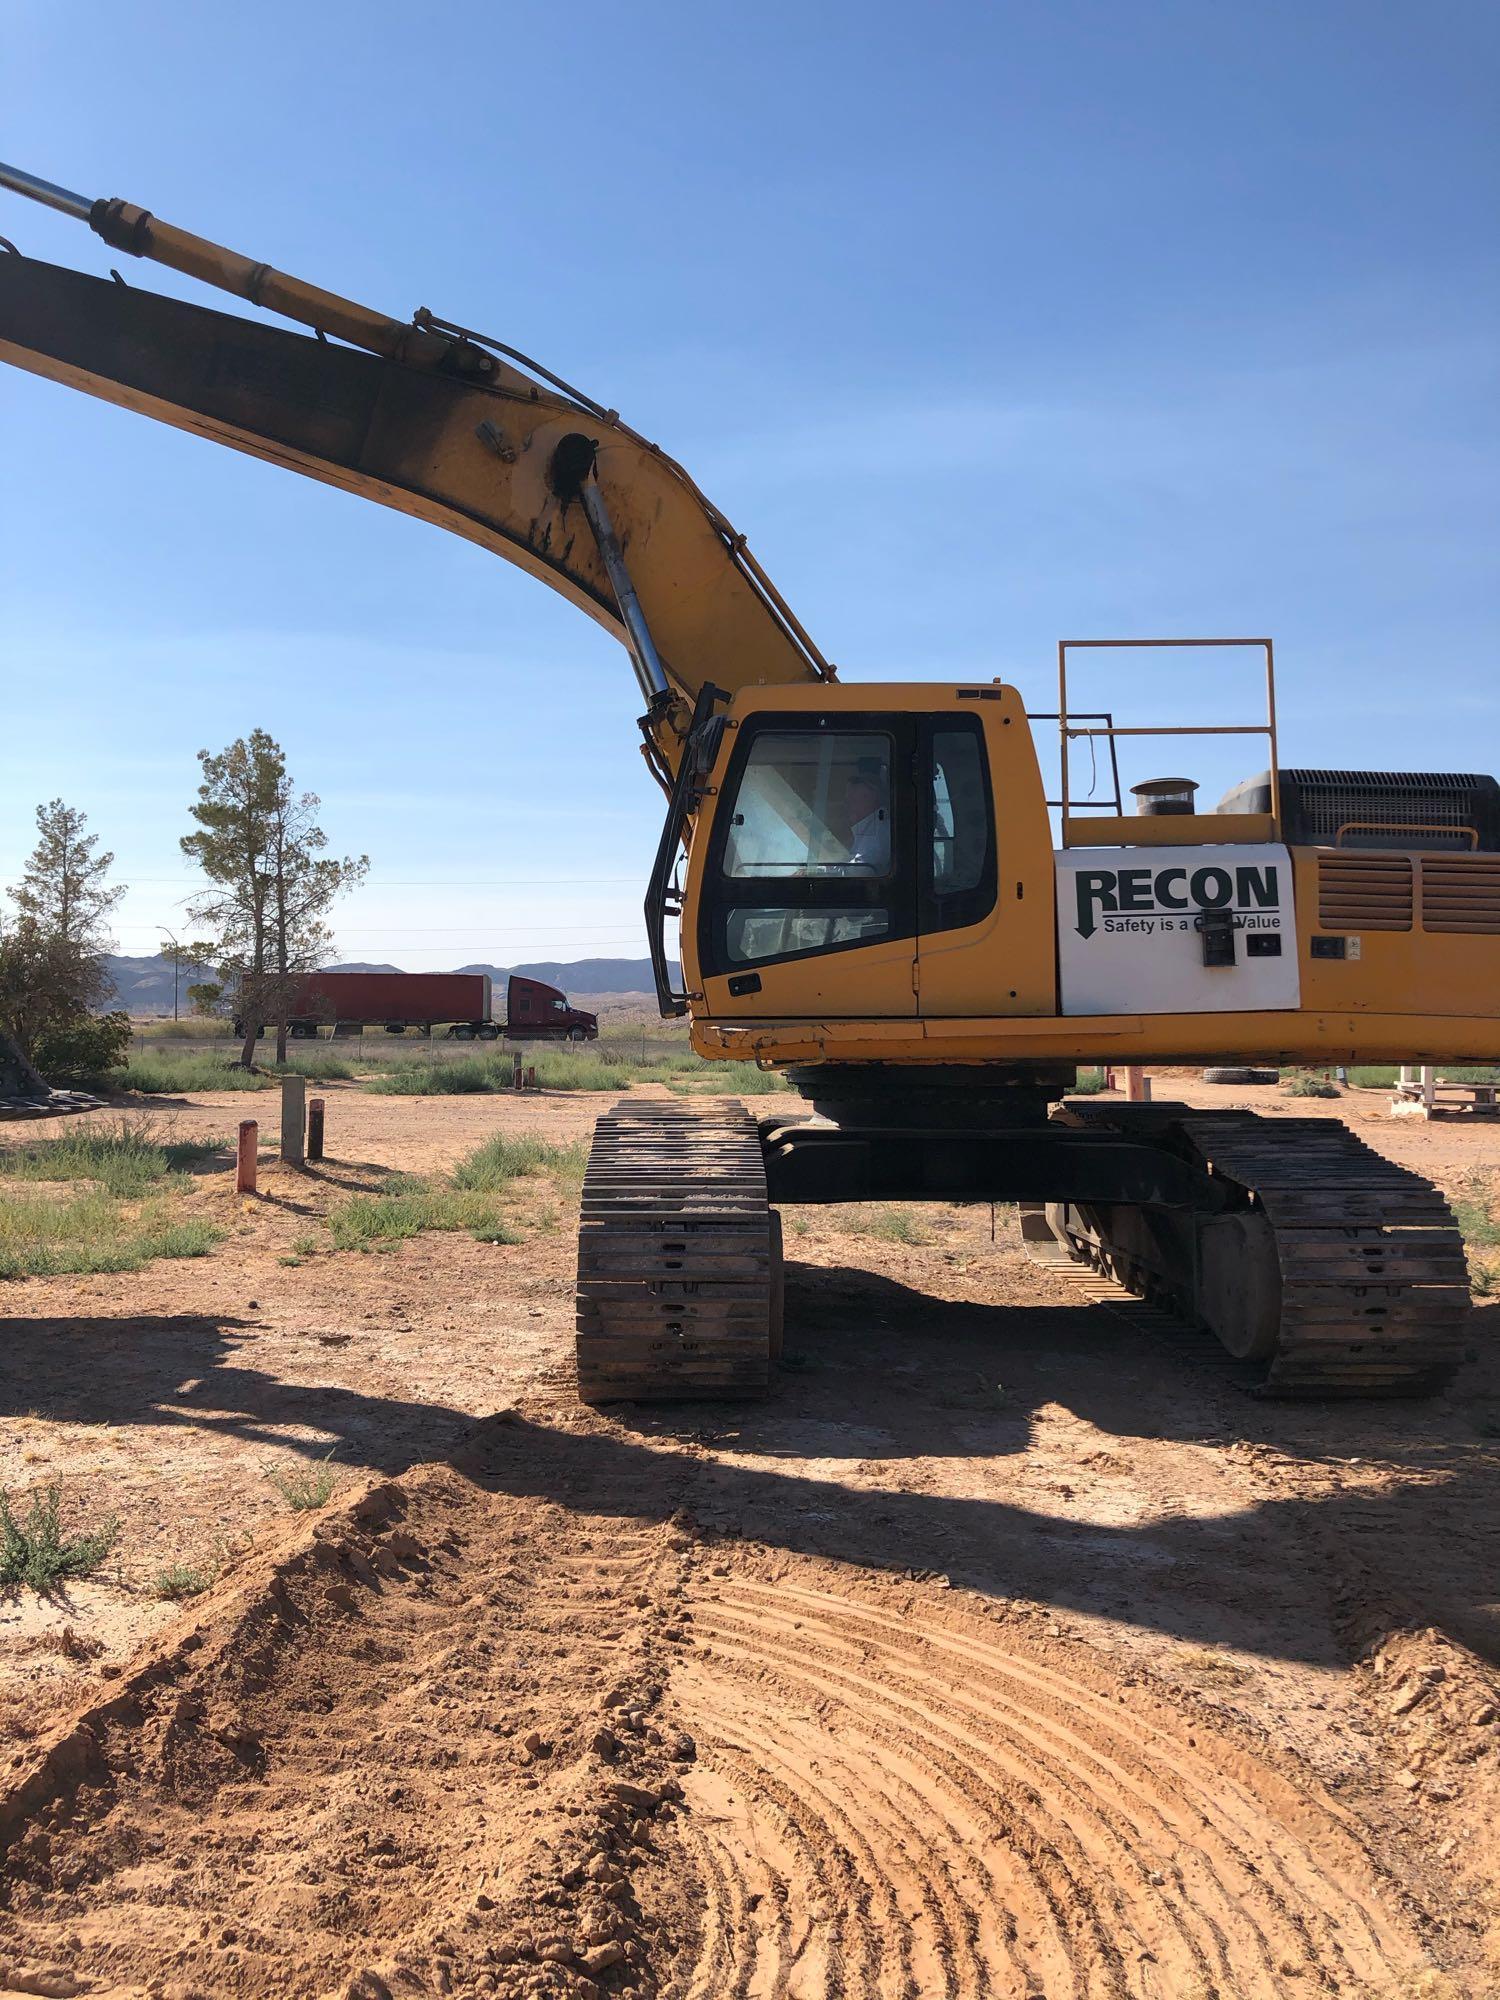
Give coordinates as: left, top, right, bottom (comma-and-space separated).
1202, 1066, 1280, 1085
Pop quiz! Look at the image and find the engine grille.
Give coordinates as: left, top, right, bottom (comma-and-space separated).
1422, 856, 1500, 934
1219, 769, 1500, 850
1317, 855, 1413, 931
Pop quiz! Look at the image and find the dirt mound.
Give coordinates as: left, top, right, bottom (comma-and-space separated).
3, 1403, 1479, 1998
0, 1450, 701, 1998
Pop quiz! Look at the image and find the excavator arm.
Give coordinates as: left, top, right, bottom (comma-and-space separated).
0, 165, 831, 781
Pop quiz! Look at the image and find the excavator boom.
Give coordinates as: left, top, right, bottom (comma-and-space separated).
0, 165, 830, 777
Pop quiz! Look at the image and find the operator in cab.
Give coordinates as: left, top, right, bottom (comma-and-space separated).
843, 756, 891, 874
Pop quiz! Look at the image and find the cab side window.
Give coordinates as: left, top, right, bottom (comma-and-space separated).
924, 721, 996, 932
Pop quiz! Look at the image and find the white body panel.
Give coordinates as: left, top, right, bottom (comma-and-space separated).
1055, 844, 1300, 1016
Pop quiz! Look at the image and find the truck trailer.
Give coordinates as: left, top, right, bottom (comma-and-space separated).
246, 971, 599, 1041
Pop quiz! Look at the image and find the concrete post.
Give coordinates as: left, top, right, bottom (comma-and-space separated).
280, 1074, 307, 1165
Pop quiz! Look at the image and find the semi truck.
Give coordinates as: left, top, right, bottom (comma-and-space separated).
240, 972, 598, 1041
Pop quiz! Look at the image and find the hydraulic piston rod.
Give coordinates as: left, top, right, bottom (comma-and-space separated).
0, 159, 458, 369
577, 478, 672, 705
0, 162, 93, 222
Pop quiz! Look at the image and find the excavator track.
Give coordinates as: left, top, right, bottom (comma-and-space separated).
1027, 1106, 1470, 1398
575, 1098, 779, 1404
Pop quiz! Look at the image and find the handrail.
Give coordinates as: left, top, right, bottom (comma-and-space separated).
1056, 638, 1279, 847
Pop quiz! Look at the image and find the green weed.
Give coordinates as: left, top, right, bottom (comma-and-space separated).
0, 1119, 221, 1197
266, 1053, 361, 1082
151, 1562, 214, 1600
0, 1483, 118, 1590
450, 1132, 577, 1189
1284, 1074, 1341, 1098
0, 1189, 222, 1279
267, 1454, 341, 1512
1347, 1064, 1500, 1090
667, 1064, 788, 1096
290, 1233, 320, 1257
326, 1178, 518, 1250
1452, 1177, 1500, 1251
364, 1055, 510, 1095
1069, 1067, 1107, 1095
114, 1052, 272, 1094
847, 1204, 929, 1246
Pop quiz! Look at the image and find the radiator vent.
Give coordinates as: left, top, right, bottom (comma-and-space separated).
1422, 857, 1500, 934
1318, 855, 1413, 932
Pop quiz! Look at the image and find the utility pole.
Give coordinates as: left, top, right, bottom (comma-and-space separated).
158, 925, 181, 1022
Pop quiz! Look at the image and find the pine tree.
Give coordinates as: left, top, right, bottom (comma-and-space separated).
1, 800, 123, 1062
10, 799, 123, 957
181, 732, 367, 1066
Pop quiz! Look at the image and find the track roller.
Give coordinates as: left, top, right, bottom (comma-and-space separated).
1025, 1106, 1470, 1397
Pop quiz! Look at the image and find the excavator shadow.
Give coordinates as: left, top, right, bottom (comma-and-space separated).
537, 1275, 1500, 1667
0, 1313, 472, 1478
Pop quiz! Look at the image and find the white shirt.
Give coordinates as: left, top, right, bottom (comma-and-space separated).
846, 809, 891, 875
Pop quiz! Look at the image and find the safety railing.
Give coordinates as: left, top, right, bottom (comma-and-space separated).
1056, 638, 1280, 847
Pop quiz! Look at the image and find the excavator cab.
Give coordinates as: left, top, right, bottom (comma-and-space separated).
677, 681, 1056, 1031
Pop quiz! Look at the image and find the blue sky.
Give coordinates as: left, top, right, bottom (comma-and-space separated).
3, 0, 1496, 973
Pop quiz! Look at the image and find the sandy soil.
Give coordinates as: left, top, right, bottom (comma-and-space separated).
1, 1075, 1498, 1996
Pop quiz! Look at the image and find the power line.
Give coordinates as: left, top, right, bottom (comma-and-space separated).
109, 875, 643, 888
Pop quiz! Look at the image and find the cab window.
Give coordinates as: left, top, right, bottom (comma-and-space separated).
724, 731, 894, 880
932, 728, 988, 894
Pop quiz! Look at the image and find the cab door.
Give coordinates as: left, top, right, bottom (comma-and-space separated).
916, 700, 1057, 1018
695, 711, 918, 1019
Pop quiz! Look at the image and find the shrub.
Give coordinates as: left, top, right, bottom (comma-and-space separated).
1070, 1067, 1106, 1095
33, 1010, 132, 1084
0, 1482, 118, 1589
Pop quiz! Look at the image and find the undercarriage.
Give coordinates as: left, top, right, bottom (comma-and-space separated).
574, 1071, 1470, 1403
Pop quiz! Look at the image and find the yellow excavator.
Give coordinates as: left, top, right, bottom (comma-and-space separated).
3, 164, 1496, 1401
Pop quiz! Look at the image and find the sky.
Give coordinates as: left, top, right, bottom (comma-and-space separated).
3, 0, 1497, 975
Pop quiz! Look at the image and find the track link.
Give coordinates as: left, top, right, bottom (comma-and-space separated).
575, 1097, 776, 1403
1031, 1106, 1470, 1397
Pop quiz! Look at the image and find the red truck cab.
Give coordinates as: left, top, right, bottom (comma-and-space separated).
506, 975, 598, 1042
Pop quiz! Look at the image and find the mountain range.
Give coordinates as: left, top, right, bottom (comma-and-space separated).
105, 953, 674, 1015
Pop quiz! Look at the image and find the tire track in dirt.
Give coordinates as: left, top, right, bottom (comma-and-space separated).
0, 1418, 1462, 2000
671, 1563, 1435, 1998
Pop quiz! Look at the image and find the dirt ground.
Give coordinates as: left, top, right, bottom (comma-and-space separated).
1, 1074, 1498, 1997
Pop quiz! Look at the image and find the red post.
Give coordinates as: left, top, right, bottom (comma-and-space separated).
236, 1120, 258, 1194
307, 1097, 325, 1162
525, 1065, 537, 1090
512, 1052, 523, 1090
